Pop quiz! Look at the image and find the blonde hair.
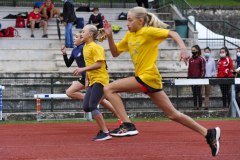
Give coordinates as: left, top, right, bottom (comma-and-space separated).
129, 7, 169, 29
85, 24, 99, 40
85, 24, 107, 42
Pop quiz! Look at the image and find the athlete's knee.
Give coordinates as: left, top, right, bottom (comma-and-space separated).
103, 85, 110, 93
66, 88, 74, 98
91, 108, 101, 117
103, 85, 114, 96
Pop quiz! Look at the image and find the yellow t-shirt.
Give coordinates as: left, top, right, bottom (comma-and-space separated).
83, 41, 109, 86
116, 26, 169, 89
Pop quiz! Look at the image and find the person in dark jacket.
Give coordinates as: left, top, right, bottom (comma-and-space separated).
188, 45, 206, 110
62, 0, 76, 48
87, 7, 103, 29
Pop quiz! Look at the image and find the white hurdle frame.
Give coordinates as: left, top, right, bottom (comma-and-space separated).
34, 94, 93, 121
175, 78, 240, 117
0, 85, 5, 121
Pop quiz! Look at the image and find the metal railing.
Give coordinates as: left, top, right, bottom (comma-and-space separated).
0, 76, 237, 113
158, 0, 194, 17
158, 0, 240, 48
198, 20, 240, 48
157, 0, 197, 37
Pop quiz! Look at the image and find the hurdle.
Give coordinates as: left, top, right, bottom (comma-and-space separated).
0, 85, 5, 121
34, 94, 93, 121
175, 78, 240, 117
229, 78, 240, 117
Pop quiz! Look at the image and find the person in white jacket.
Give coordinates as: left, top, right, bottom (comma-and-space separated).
203, 47, 216, 110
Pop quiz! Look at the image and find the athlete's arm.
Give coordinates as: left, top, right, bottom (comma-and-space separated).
61, 46, 74, 67
104, 20, 120, 57
73, 61, 103, 76
63, 55, 74, 67
168, 30, 189, 65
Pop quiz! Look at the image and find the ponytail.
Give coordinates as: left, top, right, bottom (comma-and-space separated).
97, 28, 107, 42
129, 7, 169, 29
146, 12, 169, 29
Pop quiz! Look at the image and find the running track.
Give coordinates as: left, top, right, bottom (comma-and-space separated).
0, 120, 239, 160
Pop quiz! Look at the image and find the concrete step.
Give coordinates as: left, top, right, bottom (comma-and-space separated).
0, 70, 188, 80
13, 27, 128, 39
0, 7, 130, 17
0, 48, 187, 73
0, 18, 175, 31
0, 49, 58, 60
0, 48, 72, 55
56, 58, 188, 72
0, 7, 170, 20
155, 12, 173, 20
54, 48, 187, 60
0, 37, 194, 49
0, 60, 58, 72
0, 38, 63, 49
0, 7, 156, 13
0, 47, 187, 64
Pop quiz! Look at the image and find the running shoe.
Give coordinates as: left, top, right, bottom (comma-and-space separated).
93, 130, 112, 141
205, 127, 221, 156
110, 122, 139, 137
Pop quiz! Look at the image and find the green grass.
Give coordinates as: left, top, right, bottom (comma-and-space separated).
187, 0, 240, 6
0, 117, 239, 125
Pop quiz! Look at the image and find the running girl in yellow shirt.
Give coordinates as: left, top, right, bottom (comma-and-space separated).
61, 33, 120, 122
103, 7, 220, 156
72, 24, 111, 141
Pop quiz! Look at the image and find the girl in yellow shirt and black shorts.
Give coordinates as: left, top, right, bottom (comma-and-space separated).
103, 7, 220, 156
73, 24, 111, 141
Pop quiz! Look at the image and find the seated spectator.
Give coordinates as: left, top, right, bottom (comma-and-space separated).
40, 0, 61, 20
27, 5, 48, 38
87, 7, 103, 29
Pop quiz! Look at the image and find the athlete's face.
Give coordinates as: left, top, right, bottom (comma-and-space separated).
127, 12, 143, 32
74, 33, 82, 46
80, 26, 92, 43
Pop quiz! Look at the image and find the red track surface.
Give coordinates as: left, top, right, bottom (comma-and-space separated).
0, 120, 239, 160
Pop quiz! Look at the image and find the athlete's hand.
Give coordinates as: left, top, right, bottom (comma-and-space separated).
103, 20, 113, 38
179, 48, 190, 65
73, 68, 85, 76
61, 45, 66, 55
